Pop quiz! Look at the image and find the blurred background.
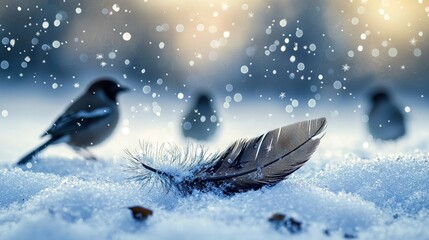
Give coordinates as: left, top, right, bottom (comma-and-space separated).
0, 0, 428, 163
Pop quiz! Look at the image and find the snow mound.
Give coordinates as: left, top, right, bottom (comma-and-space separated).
1, 149, 428, 239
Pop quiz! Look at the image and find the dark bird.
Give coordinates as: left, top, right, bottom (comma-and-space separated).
17, 78, 129, 165
128, 206, 153, 221
182, 93, 219, 141
368, 89, 405, 140
129, 118, 327, 195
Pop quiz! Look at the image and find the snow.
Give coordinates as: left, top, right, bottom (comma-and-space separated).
1, 104, 429, 239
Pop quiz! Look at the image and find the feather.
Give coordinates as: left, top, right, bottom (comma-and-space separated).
128, 118, 327, 195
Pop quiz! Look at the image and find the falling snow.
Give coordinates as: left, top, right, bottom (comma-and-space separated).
0, 0, 428, 239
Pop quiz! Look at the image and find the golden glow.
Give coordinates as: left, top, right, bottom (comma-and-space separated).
361, 0, 426, 40
324, 0, 429, 77
128, 0, 266, 71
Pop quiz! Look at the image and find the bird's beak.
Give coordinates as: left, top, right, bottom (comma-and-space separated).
119, 85, 130, 93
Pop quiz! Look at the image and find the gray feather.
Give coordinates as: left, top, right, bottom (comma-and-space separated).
129, 118, 327, 195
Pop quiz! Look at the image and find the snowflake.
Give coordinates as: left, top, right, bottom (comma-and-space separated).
248, 12, 254, 18
142, 106, 150, 112
100, 62, 107, 67
73, 82, 80, 88
401, 65, 405, 70
221, 3, 229, 11
279, 92, 286, 99
409, 38, 417, 46
195, 53, 203, 59
342, 64, 350, 72
96, 54, 104, 60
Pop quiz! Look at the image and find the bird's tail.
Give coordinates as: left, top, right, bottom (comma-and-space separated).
16, 136, 61, 165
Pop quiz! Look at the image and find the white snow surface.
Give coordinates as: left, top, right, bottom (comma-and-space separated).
1, 106, 429, 239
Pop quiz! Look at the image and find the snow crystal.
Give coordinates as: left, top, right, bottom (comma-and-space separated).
414, 48, 422, 57
1, 110, 8, 117
1, 37, 9, 45
177, 93, 184, 100
388, 48, 398, 57
297, 62, 305, 71
405, 106, 411, 113
0, 60, 9, 69
357, 45, 363, 52
333, 81, 342, 89
152, 102, 161, 116
41, 44, 51, 51
308, 99, 316, 108
233, 93, 243, 102
122, 32, 132, 41
52, 40, 60, 48
240, 65, 249, 74
142, 85, 151, 94
223, 102, 230, 109
291, 99, 299, 107
112, 4, 120, 12
42, 21, 49, 29
279, 19, 287, 27
183, 121, 192, 130
371, 48, 380, 57
159, 42, 165, 49
295, 28, 303, 38
196, 24, 204, 32
176, 24, 185, 33
108, 52, 116, 59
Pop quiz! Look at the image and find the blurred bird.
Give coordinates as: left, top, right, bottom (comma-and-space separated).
17, 78, 129, 165
368, 89, 406, 140
182, 92, 219, 141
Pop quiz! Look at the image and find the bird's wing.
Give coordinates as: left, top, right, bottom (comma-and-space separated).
43, 107, 112, 137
